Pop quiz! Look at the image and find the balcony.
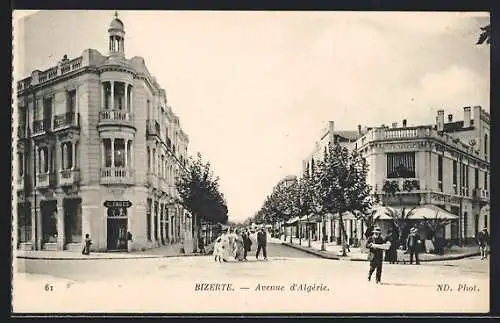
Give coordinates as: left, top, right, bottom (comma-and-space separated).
16, 177, 24, 191
36, 172, 56, 189
98, 110, 134, 129
58, 169, 80, 186
472, 188, 489, 204
17, 125, 26, 139
53, 112, 80, 132
146, 120, 161, 138
380, 178, 422, 206
32, 119, 52, 136
100, 167, 134, 185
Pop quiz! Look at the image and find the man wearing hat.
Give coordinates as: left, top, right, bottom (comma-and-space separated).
476, 227, 490, 260
406, 226, 422, 265
256, 225, 268, 260
366, 226, 386, 284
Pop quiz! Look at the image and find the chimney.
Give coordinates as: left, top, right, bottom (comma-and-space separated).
437, 110, 444, 132
328, 121, 335, 144
473, 106, 481, 127
391, 122, 398, 128
357, 124, 362, 135
448, 114, 453, 122
402, 119, 407, 127
463, 107, 471, 128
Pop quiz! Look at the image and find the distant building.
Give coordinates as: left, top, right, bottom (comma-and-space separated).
299, 107, 490, 246
15, 13, 192, 252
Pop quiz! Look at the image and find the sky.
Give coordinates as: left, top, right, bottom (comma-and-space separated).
12, 10, 490, 223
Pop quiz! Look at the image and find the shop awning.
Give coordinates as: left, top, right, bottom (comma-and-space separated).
407, 205, 459, 220
370, 206, 402, 220
285, 216, 300, 225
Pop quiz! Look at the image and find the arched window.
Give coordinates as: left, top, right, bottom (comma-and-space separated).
114, 139, 125, 167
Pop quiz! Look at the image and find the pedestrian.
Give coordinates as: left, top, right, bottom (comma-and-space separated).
220, 227, 231, 262
256, 226, 268, 260
82, 233, 92, 255
406, 227, 422, 265
384, 228, 399, 264
477, 227, 490, 260
213, 233, 223, 262
366, 226, 387, 284
228, 228, 236, 259
242, 229, 252, 261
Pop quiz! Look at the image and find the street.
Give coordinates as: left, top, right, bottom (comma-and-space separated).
13, 240, 489, 313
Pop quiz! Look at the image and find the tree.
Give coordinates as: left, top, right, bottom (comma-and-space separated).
318, 143, 374, 256
175, 152, 228, 253
385, 207, 416, 248
355, 206, 382, 240
421, 210, 452, 254
476, 24, 490, 45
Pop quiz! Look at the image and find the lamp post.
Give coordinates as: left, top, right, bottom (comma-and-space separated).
307, 212, 311, 248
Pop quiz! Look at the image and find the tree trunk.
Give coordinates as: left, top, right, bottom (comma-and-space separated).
339, 216, 348, 256
192, 213, 199, 253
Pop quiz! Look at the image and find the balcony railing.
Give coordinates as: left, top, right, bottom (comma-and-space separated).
382, 178, 422, 194
58, 169, 80, 186
36, 172, 56, 189
98, 110, 134, 127
32, 119, 52, 135
53, 112, 80, 130
100, 167, 135, 185
146, 120, 161, 137
472, 188, 489, 201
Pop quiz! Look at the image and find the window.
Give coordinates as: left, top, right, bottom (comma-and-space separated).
146, 199, 152, 241
474, 168, 479, 189
386, 152, 416, 178
114, 139, 125, 167
18, 153, 24, 177
61, 142, 73, 170
463, 212, 468, 241
437, 155, 443, 191
67, 90, 76, 113
484, 172, 488, 190
147, 148, 151, 172
154, 202, 159, 241
452, 160, 457, 194
484, 134, 488, 157
104, 139, 112, 167
64, 199, 82, 243
39, 147, 49, 173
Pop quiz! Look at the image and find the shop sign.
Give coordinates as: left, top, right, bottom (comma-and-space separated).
104, 200, 132, 208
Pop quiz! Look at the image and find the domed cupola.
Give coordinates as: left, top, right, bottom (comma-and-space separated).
108, 11, 126, 59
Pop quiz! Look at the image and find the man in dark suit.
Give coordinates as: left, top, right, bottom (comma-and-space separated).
366, 226, 386, 284
406, 227, 422, 265
477, 227, 490, 260
256, 227, 268, 260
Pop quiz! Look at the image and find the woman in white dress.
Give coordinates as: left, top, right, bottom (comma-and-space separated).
220, 229, 231, 262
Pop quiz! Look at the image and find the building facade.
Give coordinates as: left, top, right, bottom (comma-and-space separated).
15, 14, 193, 252
300, 107, 490, 246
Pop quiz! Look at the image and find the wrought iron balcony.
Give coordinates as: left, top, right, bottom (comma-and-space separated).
32, 119, 52, 136
472, 188, 489, 203
100, 167, 135, 185
98, 110, 134, 128
146, 120, 161, 137
53, 112, 80, 131
36, 172, 56, 189
58, 169, 80, 186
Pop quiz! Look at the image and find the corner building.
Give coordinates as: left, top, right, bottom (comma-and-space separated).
15, 14, 193, 252
301, 107, 490, 246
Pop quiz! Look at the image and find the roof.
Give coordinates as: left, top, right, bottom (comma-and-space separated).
334, 130, 361, 141
109, 18, 124, 30
443, 120, 475, 132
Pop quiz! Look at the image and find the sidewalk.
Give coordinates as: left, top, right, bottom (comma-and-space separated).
280, 237, 480, 262
15, 242, 212, 260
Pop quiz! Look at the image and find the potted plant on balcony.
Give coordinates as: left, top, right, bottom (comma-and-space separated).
403, 179, 420, 192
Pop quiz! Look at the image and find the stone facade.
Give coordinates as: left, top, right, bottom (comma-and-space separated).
14, 14, 193, 252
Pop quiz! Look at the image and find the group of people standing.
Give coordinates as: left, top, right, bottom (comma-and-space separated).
366, 225, 423, 284
213, 226, 268, 262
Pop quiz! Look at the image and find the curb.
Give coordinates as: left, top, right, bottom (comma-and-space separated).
281, 243, 480, 263
16, 253, 210, 261
281, 242, 340, 260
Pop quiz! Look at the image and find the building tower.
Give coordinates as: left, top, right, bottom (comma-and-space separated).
108, 11, 126, 59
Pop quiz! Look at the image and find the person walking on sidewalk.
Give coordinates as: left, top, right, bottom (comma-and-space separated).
256, 226, 268, 260
477, 227, 490, 260
366, 226, 386, 284
406, 227, 422, 265
82, 233, 92, 255
242, 229, 252, 261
